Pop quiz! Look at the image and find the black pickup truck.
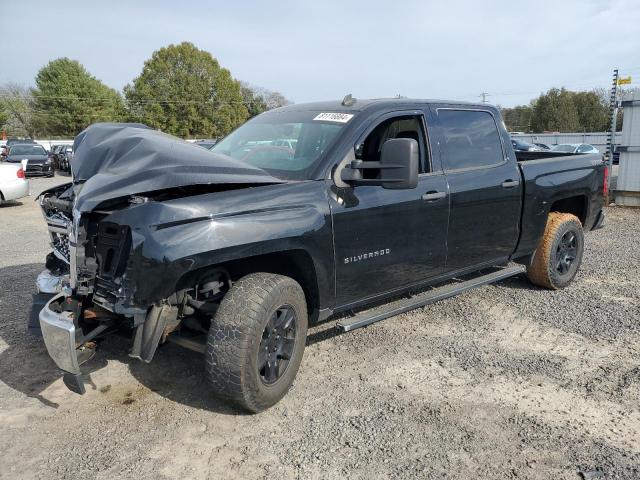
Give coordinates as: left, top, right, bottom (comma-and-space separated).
37, 98, 606, 412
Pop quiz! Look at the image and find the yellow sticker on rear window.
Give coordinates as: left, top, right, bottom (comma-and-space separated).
313, 112, 354, 123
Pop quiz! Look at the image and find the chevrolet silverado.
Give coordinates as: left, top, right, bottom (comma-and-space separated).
37, 97, 606, 412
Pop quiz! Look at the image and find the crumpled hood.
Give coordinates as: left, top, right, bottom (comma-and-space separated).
71, 123, 285, 212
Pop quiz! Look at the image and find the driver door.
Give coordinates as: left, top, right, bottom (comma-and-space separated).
329, 111, 450, 308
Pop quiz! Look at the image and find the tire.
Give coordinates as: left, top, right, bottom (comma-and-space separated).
527, 212, 584, 289
205, 273, 308, 413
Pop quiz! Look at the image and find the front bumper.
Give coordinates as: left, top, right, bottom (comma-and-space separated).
39, 294, 94, 394
26, 164, 54, 176
39, 293, 81, 375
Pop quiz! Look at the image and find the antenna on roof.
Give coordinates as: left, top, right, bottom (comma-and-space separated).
341, 94, 357, 107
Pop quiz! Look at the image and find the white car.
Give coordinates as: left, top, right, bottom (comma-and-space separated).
0, 163, 29, 202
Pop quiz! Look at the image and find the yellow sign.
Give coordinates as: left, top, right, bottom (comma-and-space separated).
618, 76, 632, 85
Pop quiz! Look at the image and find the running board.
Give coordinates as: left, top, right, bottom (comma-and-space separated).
336, 265, 525, 332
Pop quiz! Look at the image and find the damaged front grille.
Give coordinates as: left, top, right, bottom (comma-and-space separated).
92, 222, 132, 311
42, 207, 72, 264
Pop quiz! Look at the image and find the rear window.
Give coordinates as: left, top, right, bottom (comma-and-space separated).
437, 110, 504, 171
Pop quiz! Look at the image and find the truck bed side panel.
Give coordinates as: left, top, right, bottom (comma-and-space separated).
513, 154, 605, 259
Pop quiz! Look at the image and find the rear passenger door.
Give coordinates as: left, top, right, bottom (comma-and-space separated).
431, 107, 522, 271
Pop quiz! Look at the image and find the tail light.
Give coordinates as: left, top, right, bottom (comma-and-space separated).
603, 166, 609, 197
17, 167, 25, 179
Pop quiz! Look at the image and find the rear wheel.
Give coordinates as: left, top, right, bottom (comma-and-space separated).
205, 273, 308, 412
527, 212, 584, 289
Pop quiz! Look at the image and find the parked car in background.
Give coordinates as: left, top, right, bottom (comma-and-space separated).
50, 145, 64, 169
551, 144, 600, 154
511, 138, 541, 152
6, 137, 36, 147
0, 145, 7, 159
57, 144, 73, 172
273, 138, 298, 149
5, 144, 54, 177
0, 163, 29, 202
194, 139, 217, 150
533, 142, 551, 150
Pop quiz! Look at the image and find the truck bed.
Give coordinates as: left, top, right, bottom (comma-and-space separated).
514, 150, 581, 162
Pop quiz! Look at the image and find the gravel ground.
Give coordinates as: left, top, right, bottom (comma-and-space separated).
0, 173, 638, 480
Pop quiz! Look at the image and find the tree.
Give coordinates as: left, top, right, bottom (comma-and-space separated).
260, 88, 291, 110
0, 103, 8, 130
0, 83, 36, 137
572, 91, 609, 132
500, 104, 534, 132
240, 81, 267, 118
530, 88, 580, 132
32, 58, 124, 137
239, 82, 292, 119
124, 42, 248, 138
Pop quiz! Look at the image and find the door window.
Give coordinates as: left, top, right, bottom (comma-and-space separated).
357, 115, 430, 174
437, 109, 504, 171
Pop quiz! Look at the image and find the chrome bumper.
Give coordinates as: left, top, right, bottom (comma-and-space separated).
39, 293, 80, 375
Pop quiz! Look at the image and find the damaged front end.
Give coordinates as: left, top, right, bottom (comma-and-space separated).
37, 122, 283, 394
37, 192, 227, 394
37, 186, 161, 394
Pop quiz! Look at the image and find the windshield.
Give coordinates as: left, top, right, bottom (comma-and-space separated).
9, 145, 46, 156
212, 110, 350, 180
552, 144, 576, 153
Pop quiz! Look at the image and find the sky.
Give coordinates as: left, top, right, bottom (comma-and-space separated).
2, 0, 640, 107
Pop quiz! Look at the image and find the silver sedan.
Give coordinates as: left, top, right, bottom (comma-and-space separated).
551, 143, 600, 154
0, 163, 30, 202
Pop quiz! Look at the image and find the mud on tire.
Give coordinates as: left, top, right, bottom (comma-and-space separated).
205, 272, 308, 413
527, 212, 584, 289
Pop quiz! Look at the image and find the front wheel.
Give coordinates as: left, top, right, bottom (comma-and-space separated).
205, 273, 308, 413
527, 212, 584, 289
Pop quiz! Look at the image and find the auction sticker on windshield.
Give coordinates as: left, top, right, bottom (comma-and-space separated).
313, 112, 354, 123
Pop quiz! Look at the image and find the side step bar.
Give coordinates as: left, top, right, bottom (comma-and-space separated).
336, 265, 525, 332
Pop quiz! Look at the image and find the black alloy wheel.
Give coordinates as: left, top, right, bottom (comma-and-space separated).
555, 230, 578, 275
258, 305, 297, 384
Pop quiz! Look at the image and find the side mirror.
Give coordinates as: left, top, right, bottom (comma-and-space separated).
340, 138, 419, 190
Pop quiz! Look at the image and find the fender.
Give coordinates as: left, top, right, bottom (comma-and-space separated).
98, 180, 334, 309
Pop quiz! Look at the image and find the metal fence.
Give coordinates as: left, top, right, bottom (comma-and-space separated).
511, 132, 623, 153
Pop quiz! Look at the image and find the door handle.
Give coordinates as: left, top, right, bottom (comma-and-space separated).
501, 179, 520, 188
422, 191, 447, 201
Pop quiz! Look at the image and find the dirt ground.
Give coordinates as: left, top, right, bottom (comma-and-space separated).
0, 174, 638, 480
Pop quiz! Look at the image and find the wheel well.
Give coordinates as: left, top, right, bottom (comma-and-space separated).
550, 196, 587, 224
179, 250, 321, 322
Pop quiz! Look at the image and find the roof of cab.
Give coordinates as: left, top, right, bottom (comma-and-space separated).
272, 98, 490, 114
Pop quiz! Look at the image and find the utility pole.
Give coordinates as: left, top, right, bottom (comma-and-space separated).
605, 68, 619, 194
480, 92, 489, 103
